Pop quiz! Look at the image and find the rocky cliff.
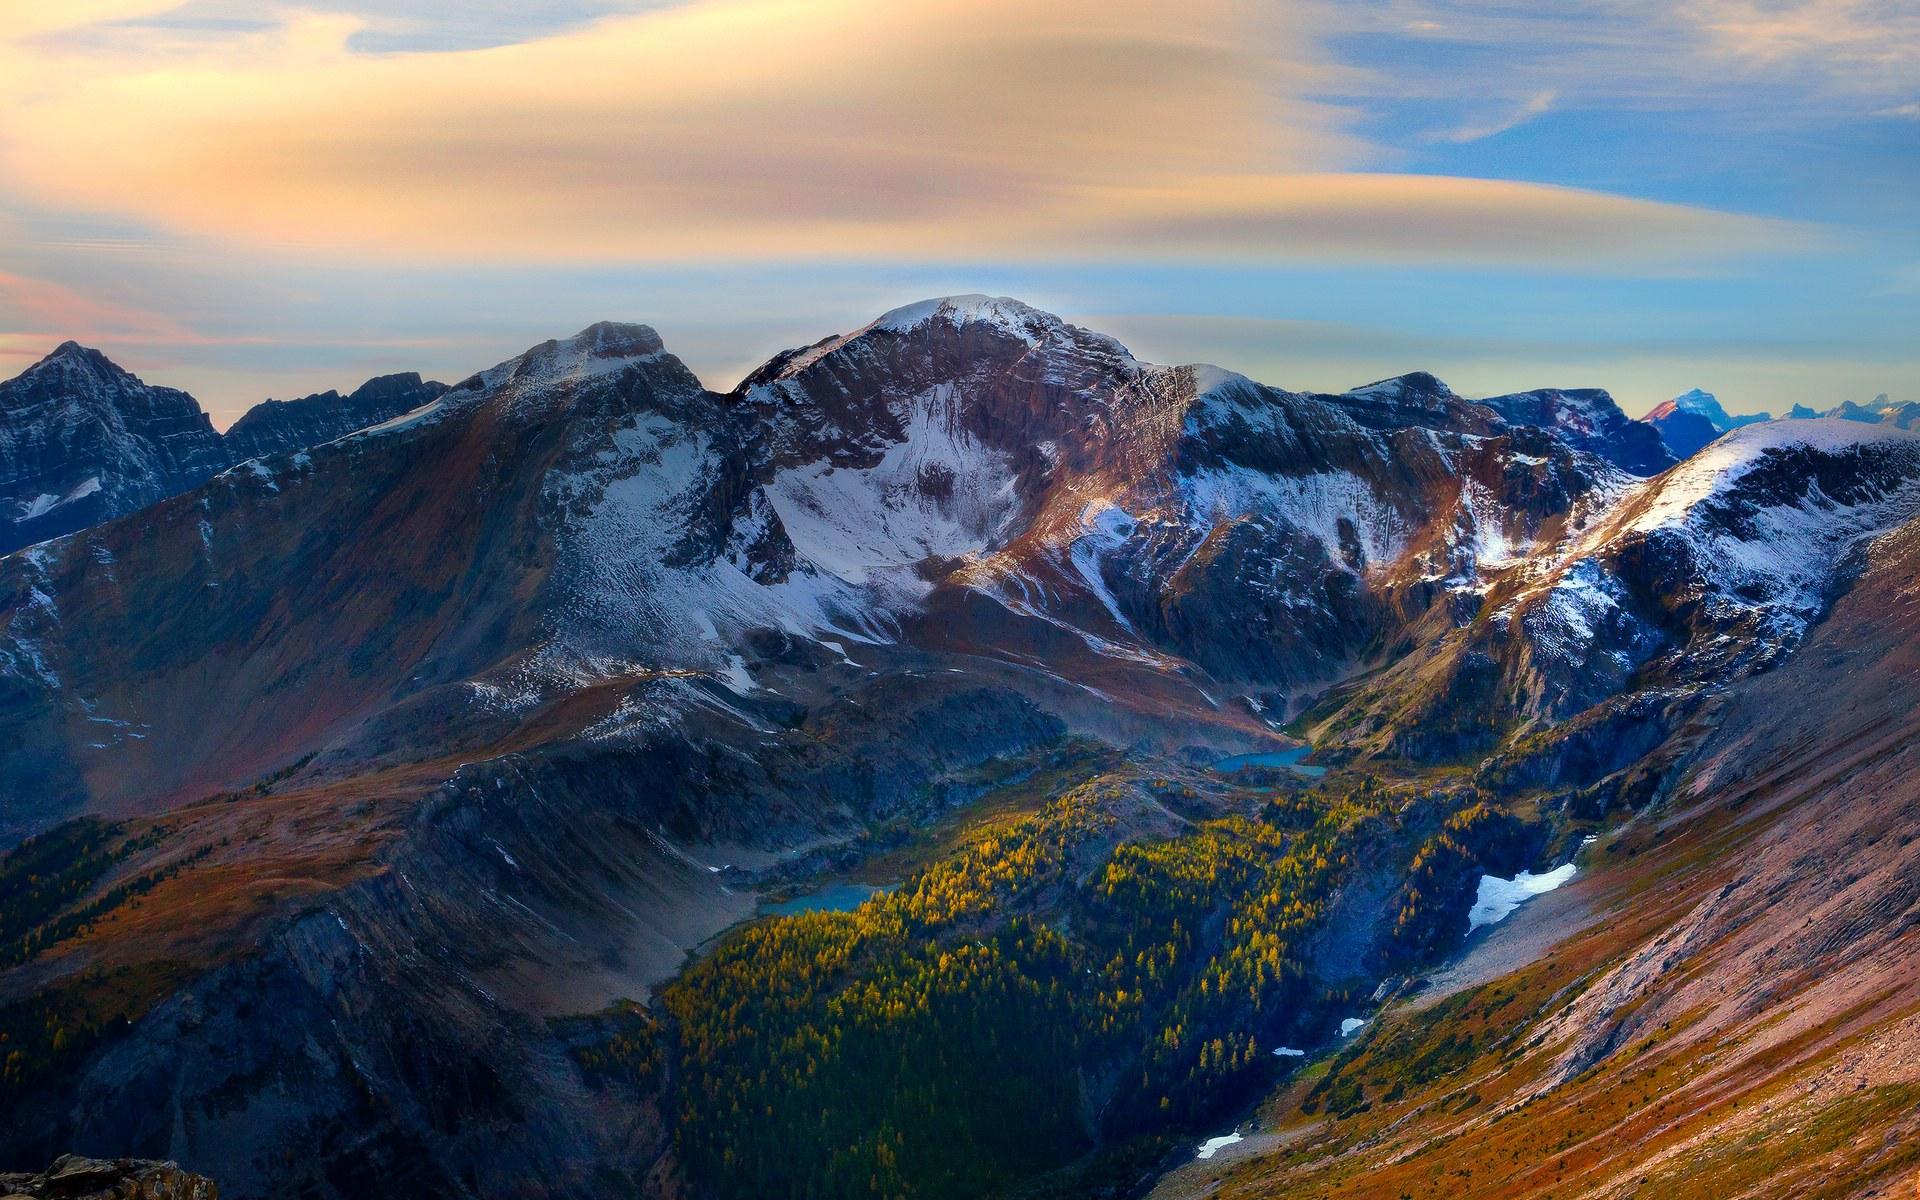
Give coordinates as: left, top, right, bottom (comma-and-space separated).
0, 1156, 216, 1200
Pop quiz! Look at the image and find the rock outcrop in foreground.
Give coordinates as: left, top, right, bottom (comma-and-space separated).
0, 1156, 216, 1199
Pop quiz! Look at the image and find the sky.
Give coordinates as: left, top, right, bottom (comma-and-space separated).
0, 0, 1915, 425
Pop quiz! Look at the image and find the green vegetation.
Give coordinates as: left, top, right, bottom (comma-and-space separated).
0, 817, 202, 969
663, 770, 1396, 1200
0, 819, 127, 961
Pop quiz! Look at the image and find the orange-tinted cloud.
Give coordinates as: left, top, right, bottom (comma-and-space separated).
0, 0, 1812, 268
0, 268, 199, 343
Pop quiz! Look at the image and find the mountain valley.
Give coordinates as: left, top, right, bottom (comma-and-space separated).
3, 297, 1918, 1200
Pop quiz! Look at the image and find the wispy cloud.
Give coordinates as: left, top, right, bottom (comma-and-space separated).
0, 0, 1811, 270
0, 268, 205, 345
1375, 0, 1920, 113
1428, 90, 1558, 143
1684, 0, 1920, 94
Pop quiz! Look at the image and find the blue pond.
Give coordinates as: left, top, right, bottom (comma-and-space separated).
1213, 747, 1326, 778
763, 882, 889, 916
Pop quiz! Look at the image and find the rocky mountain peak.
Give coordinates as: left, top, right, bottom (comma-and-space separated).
1348, 370, 1451, 399
1, 342, 229, 553
345, 370, 439, 404
1647, 386, 1769, 431
741, 295, 1134, 394
867, 294, 1061, 340
223, 371, 451, 463
460, 321, 669, 396
1330, 371, 1504, 436
22, 341, 142, 392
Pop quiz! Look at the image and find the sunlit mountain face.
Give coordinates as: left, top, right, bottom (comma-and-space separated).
2, 4, 1918, 1199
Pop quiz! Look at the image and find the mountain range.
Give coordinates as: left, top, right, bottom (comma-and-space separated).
3, 297, 1917, 1199
0, 343, 444, 555
1643, 384, 1915, 459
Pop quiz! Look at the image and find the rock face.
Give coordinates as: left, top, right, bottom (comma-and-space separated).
0, 345, 229, 555
1478, 386, 1674, 476
0, 1156, 216, 1199
1318, 417, 1920, 783
221, 373, 446, 462
0, 347, 446, 555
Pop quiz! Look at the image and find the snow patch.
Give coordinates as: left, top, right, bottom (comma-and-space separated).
1468, 862, 1577, 932
1195, 1133, 1243, 1160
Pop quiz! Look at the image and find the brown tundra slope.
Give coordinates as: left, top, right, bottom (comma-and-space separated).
1160, 514, 1920, 1200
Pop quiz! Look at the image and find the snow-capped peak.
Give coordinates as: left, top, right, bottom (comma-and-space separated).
1344, 371, 1453, 401
1648, 387, 1769, 432
746, 296, 1133, 386
21, 341, 138, 389
868, 294, 1058, 340
460, 322, 667, 395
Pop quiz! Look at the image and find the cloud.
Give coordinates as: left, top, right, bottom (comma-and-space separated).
0, 268, 205, 345
1875, 102, 1920, 118
1683, 0, 1920, 92
1376, 1, 1920, 112
1428, 90, 1558, 143
0, 0, 1809, 270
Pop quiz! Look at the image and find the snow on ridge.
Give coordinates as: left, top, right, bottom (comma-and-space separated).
1507, 416, 1920, 675
869, 294, 1056, 339
1343, 372, 1453, 401
1616, 417, 1920, 624
1178, 364, 1301, 439
331, 325, 668, 449
543, 389, 981, 705
452, 323, 667, 399
1628, 417, 1920, 537
768, 296, 1137, 383
332, 393, 458, 446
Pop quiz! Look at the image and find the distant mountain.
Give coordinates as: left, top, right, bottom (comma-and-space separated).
1812, 392, 1920, 429
1649, 390, 1920, 460
0, 343, 229, 554
222, 373, 447, 462
0, 346, 444, 554
1643, 386, 1768, 459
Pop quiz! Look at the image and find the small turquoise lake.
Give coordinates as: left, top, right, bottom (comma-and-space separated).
1213, 747, 1326, 778
763, 882, 890, 916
